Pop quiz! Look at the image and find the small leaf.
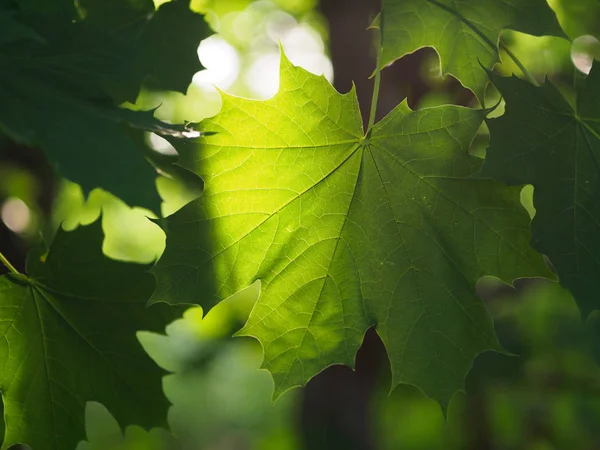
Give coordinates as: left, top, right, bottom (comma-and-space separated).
481, 63, 600, 317
152, 52, 550, 408
0, 66, 178, 214
0, 219, 185, 450
134, 0, 210, 96
379, 0, 567, 101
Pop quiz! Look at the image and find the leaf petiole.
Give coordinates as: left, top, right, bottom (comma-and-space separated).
0, 251, 19, 275
366, 10, 384, 137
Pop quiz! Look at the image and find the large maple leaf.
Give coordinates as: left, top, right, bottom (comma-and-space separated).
0, 220, 184, 450
152, 53, 550, 407
481, 64, 600, 317
379, 0, 566, 102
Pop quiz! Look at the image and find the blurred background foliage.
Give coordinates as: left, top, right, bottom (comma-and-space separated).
2, 0, 600, 448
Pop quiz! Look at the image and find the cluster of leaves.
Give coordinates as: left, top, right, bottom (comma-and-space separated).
0, 0, 208, 448
0, 0, 599, 449
0, 0, 208, 214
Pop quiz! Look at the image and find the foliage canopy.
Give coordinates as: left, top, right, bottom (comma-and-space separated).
0, 0, 598, 448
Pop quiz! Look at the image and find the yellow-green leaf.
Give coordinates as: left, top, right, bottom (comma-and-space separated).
152, 53, 550, 408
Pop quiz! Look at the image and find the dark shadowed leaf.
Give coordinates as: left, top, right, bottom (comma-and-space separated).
380, 0, 566, 101
88, 0, 211, 103
15, 0, 75, 17
481, 63, 600, 317
0, 6, 207, 213
0, 220, 185, 450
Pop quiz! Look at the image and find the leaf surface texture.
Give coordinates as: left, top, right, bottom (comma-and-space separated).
0, 221, 183, 450
153, 55, 550, 407
380, 0, 566, 101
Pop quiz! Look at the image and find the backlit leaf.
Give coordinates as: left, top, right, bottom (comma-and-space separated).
152, 53, 550, 408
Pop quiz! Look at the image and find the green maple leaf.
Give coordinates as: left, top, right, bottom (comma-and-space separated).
81, 0, 211, 103
127, 0, 210, 100
152, 53, 550, 407
0, 21, 203, 213
0, 220, 184, 450
0, 68, 192, 214
481, 64, 600, 317
0, 0, 209, 212
379, 0, 566, 101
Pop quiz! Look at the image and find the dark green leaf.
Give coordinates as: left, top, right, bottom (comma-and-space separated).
0, 62, 189, 213
152, 54, 550, 408
380, 0, 567, 101
0, 13, 205, 213
133, 0, 210, 96
0, 219, 184, 450
97, 0, 211, 103
481, 64, 600, 317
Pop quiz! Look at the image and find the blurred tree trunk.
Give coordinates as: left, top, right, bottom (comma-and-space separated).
319, 0, 381, 126
299, 5, 388, 449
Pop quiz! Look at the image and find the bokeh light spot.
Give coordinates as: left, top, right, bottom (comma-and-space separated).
1, 197, 31, 233
571, 35, 600, 75
194, 36, 240, 90
147, 132, 178, 156
245, 22, 333, 99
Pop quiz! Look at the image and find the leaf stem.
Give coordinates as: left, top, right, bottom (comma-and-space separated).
0, 251, 19, 275
499, 41, 539, 87
366, 11, 384, 136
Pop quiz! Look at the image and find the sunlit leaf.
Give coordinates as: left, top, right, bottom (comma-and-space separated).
153, 53, 550, 408
93, 0, 212, 103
